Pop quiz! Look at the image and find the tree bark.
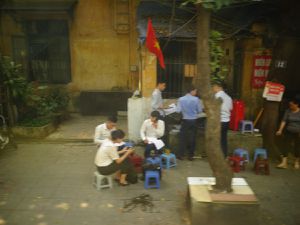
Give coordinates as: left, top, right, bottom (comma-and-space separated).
194, 4, 233, 192
261, 100, 281, 158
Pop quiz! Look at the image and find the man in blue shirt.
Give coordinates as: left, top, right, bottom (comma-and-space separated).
177, 86, 203, 160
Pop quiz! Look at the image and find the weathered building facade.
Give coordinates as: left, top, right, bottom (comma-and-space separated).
0, 0, 140, 114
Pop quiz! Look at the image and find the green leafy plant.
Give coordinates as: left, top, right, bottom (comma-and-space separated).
0, 54, 28, 104
24, 85, 70, 119
209, 30, 228, 82
1, 54, 70, 126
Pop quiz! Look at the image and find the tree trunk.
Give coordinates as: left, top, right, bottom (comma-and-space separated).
261, 100, 281, 158
194, 4, 233, 192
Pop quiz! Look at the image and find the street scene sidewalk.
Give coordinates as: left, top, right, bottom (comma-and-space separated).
0, 115, 299, 225
45, 114, 128, 143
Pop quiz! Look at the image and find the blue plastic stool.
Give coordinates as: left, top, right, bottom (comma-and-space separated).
144, 170, 160, 189
146, 157, 162, 168
233, 148, 250, 163
160, 153, 177, 169
253, 148, 268, 163
239, 120, 254, 134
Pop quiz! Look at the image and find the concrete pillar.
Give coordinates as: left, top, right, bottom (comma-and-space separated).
127, 97, 151, 142
141, 47, 157, 97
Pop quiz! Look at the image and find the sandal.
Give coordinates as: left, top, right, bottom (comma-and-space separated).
119, 182, 130, 186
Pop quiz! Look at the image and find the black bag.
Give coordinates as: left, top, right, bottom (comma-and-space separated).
126, 171, 138, 184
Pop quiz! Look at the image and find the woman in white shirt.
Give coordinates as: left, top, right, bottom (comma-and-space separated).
95, 129, 134, 186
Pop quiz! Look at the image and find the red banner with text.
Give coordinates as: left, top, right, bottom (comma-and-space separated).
252, 55, 272, 88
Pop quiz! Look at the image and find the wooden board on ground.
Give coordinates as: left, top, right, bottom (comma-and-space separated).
188, 177, 258, 204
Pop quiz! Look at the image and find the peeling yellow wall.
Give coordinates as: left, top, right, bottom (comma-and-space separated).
69, 0, 139, 91
0, 14, 24, 55
141, 46, 157, 97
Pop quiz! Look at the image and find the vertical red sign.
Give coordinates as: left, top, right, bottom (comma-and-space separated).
252, 55, 272, 88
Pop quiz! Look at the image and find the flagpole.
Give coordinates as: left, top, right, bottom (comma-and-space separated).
138, 41, 142, 95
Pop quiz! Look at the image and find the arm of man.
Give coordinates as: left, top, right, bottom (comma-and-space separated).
176, 98, 182, 113
155, 120, 165, 138
140, 120, 147, 141
94, 126, 105, 145
197, 98, 203, 114
115, 148, 134, 164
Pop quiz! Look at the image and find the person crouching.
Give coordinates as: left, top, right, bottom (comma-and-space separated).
95, 129, 135, 186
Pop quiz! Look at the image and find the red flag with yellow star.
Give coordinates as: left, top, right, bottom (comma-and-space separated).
146, 18, 166, 69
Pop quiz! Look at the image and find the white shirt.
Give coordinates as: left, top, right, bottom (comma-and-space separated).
94, 123, 116, 145
94, 139, 119, 167
140, 119, 165, 141
215, 90, 233, 122
151, 88, 164, 115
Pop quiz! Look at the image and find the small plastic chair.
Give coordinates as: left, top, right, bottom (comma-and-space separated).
94, 171, 113, 190
228, 156, 243, 173
253, 148, 268, 163
144, 170, 160, 189
160, 153, 177, 169
233, 148, 250, 165
239, 120, 254, 134
146, 156, 162, 168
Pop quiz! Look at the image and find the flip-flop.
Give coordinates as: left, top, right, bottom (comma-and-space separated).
119, 182, 130, 186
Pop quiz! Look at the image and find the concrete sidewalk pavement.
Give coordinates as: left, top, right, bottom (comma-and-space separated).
45, 114, 128, 143
0, 142, 300, 225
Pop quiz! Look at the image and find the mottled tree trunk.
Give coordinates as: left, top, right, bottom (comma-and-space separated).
194, 4, 233, 192
261, 101, 281, 158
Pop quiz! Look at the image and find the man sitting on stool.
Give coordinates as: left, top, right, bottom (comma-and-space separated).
140, 111, 165, 158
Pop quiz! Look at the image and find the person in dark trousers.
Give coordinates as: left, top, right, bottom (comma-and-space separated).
177, 86, 203, 161
212, 82, 233, 157
276, 97, 300, 169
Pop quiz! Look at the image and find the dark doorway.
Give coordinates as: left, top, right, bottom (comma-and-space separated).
25, 20, 71, 84
157, 40, 196, 98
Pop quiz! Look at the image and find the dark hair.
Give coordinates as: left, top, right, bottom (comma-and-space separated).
111, 129, 125, 140
186, 85, 197, 93
107, 115, 118, 123
157, 80, 166, 85
150, 110, 160, 119
211, 80, 225, 89
290, 96, 300, 106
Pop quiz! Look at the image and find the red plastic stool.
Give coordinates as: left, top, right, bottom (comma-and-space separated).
254, 158, 270, 175
228, 156, 243, 173
129, 154, 143, 173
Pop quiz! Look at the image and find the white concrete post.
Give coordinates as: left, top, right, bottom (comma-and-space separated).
127, 97, 151, 142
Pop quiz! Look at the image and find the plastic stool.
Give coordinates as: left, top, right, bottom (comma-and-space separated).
228, 156, 243, 173
144, 170, 160, 189
94, 171, 113, 190
146, 156, 162, 168
160, 153, 177, 169
253, 148, 268, 163
239, 120, 254, 133
254, 158, 270, 175
233, 148, 250, 166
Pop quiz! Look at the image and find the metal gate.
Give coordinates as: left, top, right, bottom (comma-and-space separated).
157, 40, 196, 98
